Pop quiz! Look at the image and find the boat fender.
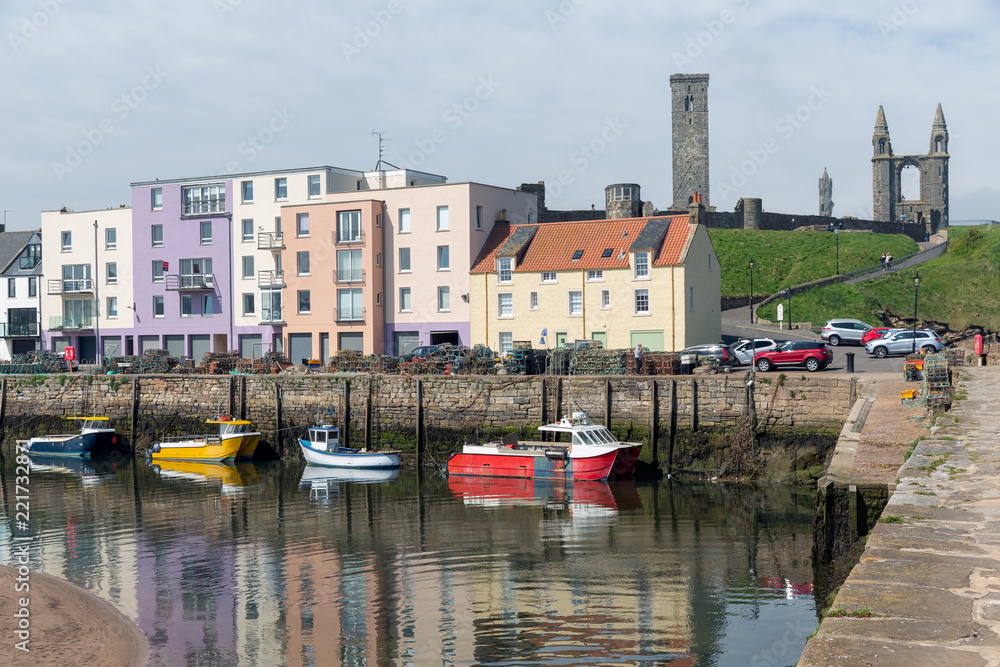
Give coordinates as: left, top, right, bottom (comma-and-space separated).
152, 444, 161, 454
544, 449, 567, 461
112, 435, 117, 444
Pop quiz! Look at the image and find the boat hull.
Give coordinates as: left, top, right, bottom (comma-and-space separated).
447, 447, 619, 482
21, 429, 116, 458
298, 440, 400, 469
612, 444, 643, 477
151, 434, 250, 462
234, 433, 262, 460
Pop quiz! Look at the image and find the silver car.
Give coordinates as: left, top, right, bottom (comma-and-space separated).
732, 338, 780, 366
820, 319, 873, 346
865, 329, 942, 357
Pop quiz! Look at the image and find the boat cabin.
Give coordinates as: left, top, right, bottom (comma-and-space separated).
68, 416, 113, 432
537, 412, 620, 447
207, 419, 254, 436
306, 425, 341, 452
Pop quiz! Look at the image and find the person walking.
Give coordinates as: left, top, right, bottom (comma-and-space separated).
886, 253, 893, 270
880, 252, 886, 270
634, 344, 643, 375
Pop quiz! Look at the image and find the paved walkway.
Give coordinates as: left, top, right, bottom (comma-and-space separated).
800, 366, 1000, 666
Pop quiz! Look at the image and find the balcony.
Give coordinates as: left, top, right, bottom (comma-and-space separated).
0, 322, 40, 338
335, 229, 365, 245
257, 232, 285, 250
257, 270, 285, 288
165, 274, 215, 291
260, 306, 284, 325
181, 198, 226, 216
336, 306, 366, 322
48, 315, 93, 331
47, 279, 92, 295
335, 268, 366, 284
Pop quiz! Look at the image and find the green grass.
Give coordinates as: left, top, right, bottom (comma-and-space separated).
754, 226, 1000, 329
824, 606, 886, 618
878, 515, 905, 524
711, 229, 919, 297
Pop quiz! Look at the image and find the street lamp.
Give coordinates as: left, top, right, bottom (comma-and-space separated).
912, 272, 920, 354
748, 258, 755, 323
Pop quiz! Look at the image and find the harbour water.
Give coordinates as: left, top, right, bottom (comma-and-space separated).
1, 454, 819, 666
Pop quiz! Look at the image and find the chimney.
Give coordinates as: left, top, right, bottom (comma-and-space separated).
688, 191, 706, 226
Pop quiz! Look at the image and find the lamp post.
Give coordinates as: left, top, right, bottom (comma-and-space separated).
748, 258, 754, 323
912, 272, 920, 354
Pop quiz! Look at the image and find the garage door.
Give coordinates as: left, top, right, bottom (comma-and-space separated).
190, 335, 211, 363
630, 330, 664, 352
140, 335, 159, 354
289, 333, 312, 365
164, 335, 184, 359
339, 332, 363, 352
394, 332, 419, 357
240, 334, 263, 359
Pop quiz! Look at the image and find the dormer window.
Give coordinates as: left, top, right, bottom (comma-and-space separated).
497, 257, 512, 283
571, 250, 583, 261
633, 251, 649, 279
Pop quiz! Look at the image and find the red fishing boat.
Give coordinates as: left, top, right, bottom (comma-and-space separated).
447, 411, 643, 482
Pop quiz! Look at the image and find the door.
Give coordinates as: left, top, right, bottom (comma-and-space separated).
590, 332, 607, 348
394, 332, 419, 357
79, 336, 97, 363
190, 335, 211, 362
320, 333, 330, 363
164, 335, 185, 359
289, 333, 313, 365
240, 334, 262, 359
630, 330, 664, 352
102, 337, 121, 358
140, 335, 159, 353
555, 332, 568, 349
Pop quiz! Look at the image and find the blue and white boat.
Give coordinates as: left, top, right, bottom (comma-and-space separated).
18, 417, 117, 458
298, 423, 400, 469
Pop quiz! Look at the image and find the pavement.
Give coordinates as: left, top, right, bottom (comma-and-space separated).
800, 365, 1000, 666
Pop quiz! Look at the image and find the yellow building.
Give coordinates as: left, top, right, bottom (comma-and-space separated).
470, 203, 720, 353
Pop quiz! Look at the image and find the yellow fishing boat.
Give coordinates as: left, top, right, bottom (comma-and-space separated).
150, 418, 261, 462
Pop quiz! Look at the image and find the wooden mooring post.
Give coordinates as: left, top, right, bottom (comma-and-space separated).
416, 380, 424, 467
130, 378, 139, 451
0, 378, 7, 446
604, 380, 612, 430
274, 380, 284, 456
690, 380, 698, 432
649, 380, 659, 468
365, 378, 374, 451
667, 380, 677, 474
239, 376, 247, 420
342, 379, 351, 450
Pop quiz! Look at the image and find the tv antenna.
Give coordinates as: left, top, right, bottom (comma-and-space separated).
371, 131, 399, 171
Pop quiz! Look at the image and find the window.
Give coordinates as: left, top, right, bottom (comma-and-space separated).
337, 249, 362, 282
497, 257, 512, 283
601, 289, 610, 309
200, 221, 212, 244
635, 288, 649, 314
61, 231, 71, 252
241, 180, 253, 202
476, 206, 483, 230
601, 248, 613, 258
437, 286, 450, 312
308, 174, 321, 198
243, 293, 255, 315
28, 277, 36, 298
296, 212, 309, 237
241, 256, 254, 279
152, 260, 164, 283
572, 250, 584, 260
587, 270, 603, 281
202, 294, 214, 316
20, 244, 39, 269
275, 177, 287, 200
569, 290, 583, 316
399, 247, 411, 272
337, 210, 362, 242
107, 297, 118, 318
62, 299, 92, 329
106, 262, 117, 285
498, 293, 513, 318
399, 208, 410, 233
261, 290, 281, 322
153, 295, 164, 317
376, 292, 382, 306
151, 224, 163, 247
298, 290, 310, 314
376, 214, 381, 228
179, 258, 212, 288
689, 286, 695, 311
106, 228, 117, 250
7, 278, 14, 298
181, 294, 193, 316
542, 272, 557, 283
62, 264, 91, 291
297, 251, 310, 276
437, 245, 450, 270
634, 251, 649, 278
242, 219, 254, 242
436, 205, 449, 231
376, 252, 381, 267
337, 288, 363, 320
499, 332, 513, 356
151, 188, 163, 210
182, 184, 225, 214
399, 287, 411, 312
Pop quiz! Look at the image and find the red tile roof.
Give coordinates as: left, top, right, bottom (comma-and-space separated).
470, 216, 693, 274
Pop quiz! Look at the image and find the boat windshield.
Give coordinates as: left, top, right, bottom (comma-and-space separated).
592, 428, 617, 444
311, 430, 328, 444
222, 423, 248, 435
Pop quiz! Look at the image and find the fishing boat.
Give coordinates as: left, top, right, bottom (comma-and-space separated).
447, 411, 643, 482
297, 423, 401, 469
18, 417, 117, 458
150, 418, 261, 462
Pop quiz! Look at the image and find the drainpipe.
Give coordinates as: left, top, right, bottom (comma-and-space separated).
227, 213, 234, 351
581, 270, 586, 341
93, 220, 101, 369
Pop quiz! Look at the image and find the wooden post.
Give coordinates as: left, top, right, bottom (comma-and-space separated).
690, 380, 698, 432
668, 380, 677, 474
604, 380, 612, 429
555, 378, 564, 443
649, 380, 659, 468
229, 376, 236, 417
416, 379, 424, 467
239, 376, 247, 420
0, 378, 7, 447
342, 379, 351, 450
274, 380, 283, 457
540, 377, 547, 433
130, 378, 139, 452
365, 378, 373, 451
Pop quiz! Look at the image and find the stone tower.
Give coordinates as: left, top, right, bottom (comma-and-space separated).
605, 183, 642, 219
819, 168, 834, 216
670, 73, 710, 211
872, 104, 949, 227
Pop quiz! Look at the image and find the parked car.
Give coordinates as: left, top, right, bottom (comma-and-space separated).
402, 345, 441, 362
732, 338, 780, 366
865, 329, 942, 358
681, 343, 739, 368
754, 340, 833, 372
820, 319, 873, 346
860, 327, 895, 345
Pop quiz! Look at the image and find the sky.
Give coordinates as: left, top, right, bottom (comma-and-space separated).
1, 0, 997, 231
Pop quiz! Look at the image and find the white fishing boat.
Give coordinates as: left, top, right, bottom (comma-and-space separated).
298, 424, 401, 469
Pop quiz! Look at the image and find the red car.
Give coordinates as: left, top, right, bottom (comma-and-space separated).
754, 340, 833, 372
860, 327, 893, 345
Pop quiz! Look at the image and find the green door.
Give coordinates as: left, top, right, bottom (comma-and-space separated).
590, 331, 607, 348
555, 332, 568, 349
630, 330, 664, 352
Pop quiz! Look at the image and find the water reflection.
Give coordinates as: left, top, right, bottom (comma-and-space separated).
0, 455, 819, 666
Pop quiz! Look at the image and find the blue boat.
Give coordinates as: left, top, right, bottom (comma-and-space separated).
18, 417, 117, 458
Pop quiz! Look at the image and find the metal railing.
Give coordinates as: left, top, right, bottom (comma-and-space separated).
47, 278, 92, 295
335, 268, 366, 284
165, 274, 215, 290
257, 232, 284, 250
0, 322, 39, 338
257, 270, 285, 287
182, 198, 226, 215
334, 229, 365, 245
48, 315, 93, 331
335, 306, 366, 322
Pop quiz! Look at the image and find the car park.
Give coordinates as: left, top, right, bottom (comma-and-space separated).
681, 343, 739, 368
860, 327, 895, 345
732, 338, 780, 366
754, 340, 833, 372
865, 329, 942, 358
820, 319, 873, 346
